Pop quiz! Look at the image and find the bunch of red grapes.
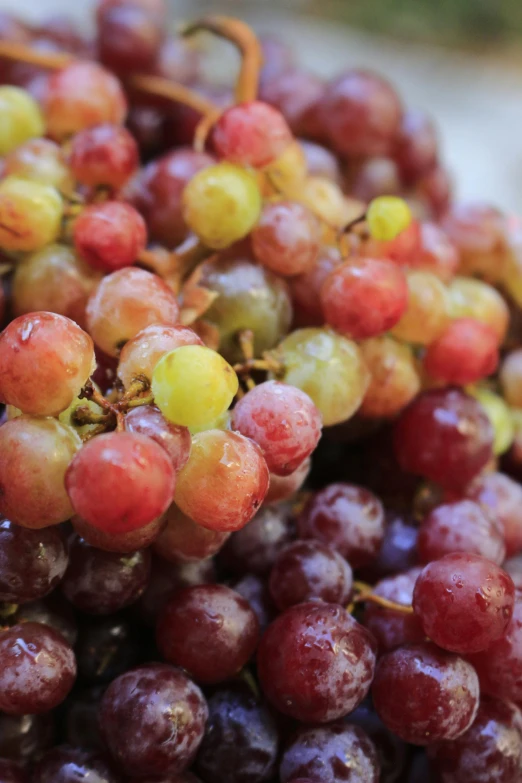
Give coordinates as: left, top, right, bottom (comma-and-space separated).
1, 1, 522, 781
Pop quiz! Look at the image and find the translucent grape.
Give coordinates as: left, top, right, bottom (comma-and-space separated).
72, 514, 164, 554
424, 318, 499, 385
0, 176, 63, 252
0, 417, 80, 529
124, 405, 191, 472
251, 200, 321, 276
65, 431, 175, 534
154, 504, 229, 562
175, 430, 269, 532
418, 500, 505, 564
4, 138, 72, 191
212, 100, 292, 168
152, 345, 238, 429
69, 123, 139, 189
500, 349, 522, 408
391, 270, 450, 345
470, 387, 514, 456
359, 336, 420, 418
367, 196, 412, 241
74, 201, 147, 272
0, 86, 44, 155
448, 276, 509, 342
117, 323, 203, 388
0, 312, 95, 416
182, 163, 262, 249
271, 328, 370, 426
86, 268, 179, 356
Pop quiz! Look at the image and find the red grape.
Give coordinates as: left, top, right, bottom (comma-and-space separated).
97, 1, 163, 74
393, 108, 438, 184
424, 318, 499, 385
65, 431, 175, 534
32, 746, 118, 783
441, 201, 508, 281
289, 246, 342, 327
153, 504, 229, 562
259, 68, 325, 138
124, 405, 191, 472
69, 124, 139, 189
463, 472, 522, 557
363, 568, 425, 653
233, 574, 275, 631
212, 101, 292, 168
418, 500, 505, 564
362, 512, 419, 581
351, 156, 401, 202
416, 164, 452, 218
300, 139, 341, 181
265, 457, 311, 504
117, 323, 202, 388
14, 594, 77, 647
218, 505, 294, 576
346, 699, 408, 783
72, 514, 164, 553
74, 201, 147, 273
252, 201, 321, 277
413, 552, 515, 653
414, 221, 459, 282
372, 642, 479, 745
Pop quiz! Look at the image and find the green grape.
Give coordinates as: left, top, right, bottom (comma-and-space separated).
152, 345, 238, 429
188, 410, 231, 435
270, 328, 370, 426
0, 176, 63, 252
469, 387, 514, 456
0, 86, 45, 156
182, 162, 262, 249
367, 195, 412, 241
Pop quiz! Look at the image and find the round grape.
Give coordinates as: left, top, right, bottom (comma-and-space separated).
0, 176, 63, 252
69, 123, 138, 189
448, 276, 509, 342
394, 108, 438, 183
470, 387, 514, 456
72, 514, 164, 554
124, 405, 191, 472
391, 269, 450, 345
0, 86, 44, 155
363, 568, 425, 653
265, 457, 311, 504
117, 323, 203, 388
97, 1, 162, 74
464, 472, 522, 557
360, 336, 420, 418
424, 318, 499, 385
154, 504, 228, 562
74, 201, 147, 273
218, 505, 293, 576
212, 100, 292, 168
4, 137, 71, 190
418, 500, 505, 564
251, 200, 321, 277
367, 196, 412, 241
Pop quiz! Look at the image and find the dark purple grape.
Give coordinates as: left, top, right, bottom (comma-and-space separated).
64, 686, 105, 753
99, 663, 208, 778
218, 506, 294, 577
268, 540, 353, 611
0, 760, 26, 783
428, 697, 522, 783
363, 568, 424, 653
0, 519, 68, 604
233, 574, 275, 631
61, 536, 151, 615
0, 713, 53, 763
280, 722, 380, 783
361, 512, 419, 581
346, 699, 408, 783
372, 642, 479, 745
157, 585, 259, 684
75, 616, 143, 685
257, 602, 376, 723
13, 594, 77, 646
297, 483, 385, 567
97, 2, 162, 74
32, 745, 118, 783
0, 623, 76, 715
195, 689, 278, 783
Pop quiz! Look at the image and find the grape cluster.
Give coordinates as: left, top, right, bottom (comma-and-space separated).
0, 2, 521, 782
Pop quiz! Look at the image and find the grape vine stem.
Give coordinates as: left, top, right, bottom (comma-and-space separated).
351, 580, 414, 615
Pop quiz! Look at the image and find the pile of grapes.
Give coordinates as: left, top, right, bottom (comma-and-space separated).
1, 2, 522, 782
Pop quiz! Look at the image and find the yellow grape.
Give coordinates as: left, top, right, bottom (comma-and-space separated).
360, 336, 420, 418
4, 138, 72, 191
367, 196, 412, 241
448, 276, 509, 343
469, 387, 514, 456
188, 411, 231, 436
271, 327, 369, 426
182, 162, 262, 249
0, 86, 45, 155
289, 175, 354, 228
262, 140, 307, 195
391, 270, 450, 345
0, 176, 63, 252
152, 345, 238, 429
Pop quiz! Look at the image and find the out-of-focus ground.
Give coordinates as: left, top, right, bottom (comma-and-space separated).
4, 0, 522, 212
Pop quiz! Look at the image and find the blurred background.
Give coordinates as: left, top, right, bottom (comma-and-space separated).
2, 0, 522, 211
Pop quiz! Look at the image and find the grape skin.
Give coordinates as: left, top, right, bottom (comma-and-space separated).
154, 504, 229, 562
117, 323, 203, 388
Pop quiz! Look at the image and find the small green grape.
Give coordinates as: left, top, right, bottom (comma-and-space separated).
367, 196, 412, 241
0, 176, 63, 252
0, 86, 45, 156
182, 162, 262, 249
152, 344, 239, 428
188, 410, 231, 435
470, 387, 514, 456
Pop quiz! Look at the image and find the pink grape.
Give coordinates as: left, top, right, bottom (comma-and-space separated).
73, 201, 147, 272
124, 405, 191, 472
153, 504, 229, 562
212, 100, 292, 167
117, 324, 203, 388
418, 500, 506, 564
423, 318, 499, 385
252, 200, 321, 277
72, 514, 164, 553
69, 123, 139, 189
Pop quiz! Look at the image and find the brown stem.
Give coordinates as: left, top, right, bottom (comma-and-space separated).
181, 16, 262, 103
239, 329, 255, 363
72, 406, 112, 426
0, 39, 73, 69
120, 375, 150, 402
129, 73, 220, 118
79, 381, 113, 412
352, 581, 414, 615
115, 410, 125, 432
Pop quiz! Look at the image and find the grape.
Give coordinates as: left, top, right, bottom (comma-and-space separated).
61, 535, 151, 614
394, 108, 438, 183
462, 471, 522, 557
259, 68, 325, 138
394, 388, 494, 490
363, 568, 425, 653
0, 312, 95, 416
269, 540, 353, 611
154, 504, 228, 562
74, 201, 147, 272
263, 139, 308, 192
258, 602, 376, 722
232, 381, 322, 476
125, 148, 214, 248
265, 457, 311, 504
279, 722, 380, 783
347, 699, 408, 783
14, 594, 77, 647
233, 574, 275, 630
152, 345, 238, 429
367, 196, 412, 241
195, 689, 278, 783
201, 257, 292, 363
0, 623, 76, 715
4, 138, 71, 190
69, 124, 139, 189
99, 664, 208, 777
442, 202, 508, 282
12, 244, 101, 326
470, 387, 514, 456
0, 417, 80, 529
32, 746, 118, 783
251, 201, 321, 277
0, 760, 26, 783
97, 1, 162, 74
359, 336, 420, 418
0, 86, 44, 155
424, 318, 499, 385
63, 686, 105, 754
66, 431, 175, 534
117, 323, 202, 388
289, 246, 342, 327
448, 276, 509, 342
0, 520, 68, 604
124, 405, 191, 471
212, 100, 292, 168
391, 269, 450, 345
290, 175, 355, 227
175, 430, 269, 532
272, 328, 369, 426
0, 712, 53, 763
322, 69, 402, 157
0, 176, 63, 253
504, 554, 522, 590
418, 500, 505, 564
259, 35, 294, 83
85, 267, 179, 356
43, 62, 127, 141
413, 552, 515, 653
320, 257, 408, 340
300, 139, 341, 182
182, 163, 262, 250
372, 642, 479, 745
219, 505, 294, 576
428, 697, 522, 783
72, 514, 164, 553
156, 33, 200, 83
363, 512, 419, 581
351, 156, 401, 203
416, 164, 452, 218
502, 350, 522, 409
157, 584, 259, 684
298, 482, 385, 567
412, 221, 459, 282
76, 616, 143, 685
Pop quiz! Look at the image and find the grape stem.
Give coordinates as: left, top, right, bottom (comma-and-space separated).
351, 580, 414, 615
